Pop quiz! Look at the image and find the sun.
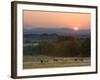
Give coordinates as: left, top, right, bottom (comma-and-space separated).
74, 27, 79, 30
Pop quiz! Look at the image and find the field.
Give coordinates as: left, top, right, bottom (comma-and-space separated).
23, 55, 90, 69
23, 33, 91, 69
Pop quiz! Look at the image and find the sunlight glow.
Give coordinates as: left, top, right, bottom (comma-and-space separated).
74, 27, 79, 30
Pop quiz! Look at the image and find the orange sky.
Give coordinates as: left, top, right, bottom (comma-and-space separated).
23, 11, 91, 30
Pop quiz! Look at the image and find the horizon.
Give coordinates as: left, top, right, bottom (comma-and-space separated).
24, 27, 90, 30
24, 27, 90, 36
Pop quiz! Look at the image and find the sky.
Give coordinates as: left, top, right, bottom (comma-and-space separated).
23, 10, 91, 30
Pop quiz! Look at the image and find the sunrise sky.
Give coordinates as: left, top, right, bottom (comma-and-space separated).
23, 10, 91, 30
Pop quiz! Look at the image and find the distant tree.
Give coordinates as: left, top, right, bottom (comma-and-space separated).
23, 46, 33, 55
80, 38, 91, 57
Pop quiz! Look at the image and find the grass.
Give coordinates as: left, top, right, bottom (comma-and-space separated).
23, 55, 90, 69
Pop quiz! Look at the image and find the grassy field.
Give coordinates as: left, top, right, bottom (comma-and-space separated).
23, 55, 90, 69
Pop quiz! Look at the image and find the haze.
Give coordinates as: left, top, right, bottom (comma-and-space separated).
23, 10, 91, 30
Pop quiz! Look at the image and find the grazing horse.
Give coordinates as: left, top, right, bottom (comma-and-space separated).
74, 58, 84, 62
74, 58, 78, 61
40, 60, 48, 63
40, 60, 43, 63
53, 59, 58, 62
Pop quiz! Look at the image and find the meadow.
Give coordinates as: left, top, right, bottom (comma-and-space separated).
23, 35, 91, 69
23, 55, 90, 69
